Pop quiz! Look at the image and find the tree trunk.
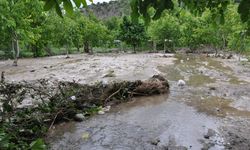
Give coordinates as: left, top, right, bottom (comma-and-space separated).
84, 41, 90, 53
222, 35, 227, 50
133, 44, 136, 53
12, 38, 19, 66
65, 45, 70, 58
89, 43, 93, 55
77, 44, 80, 52
153, 41, 157, 52
32, 45, 38, 58
164, 41, 166, 53
45, 45, 52, 56
215, 47, 218, 57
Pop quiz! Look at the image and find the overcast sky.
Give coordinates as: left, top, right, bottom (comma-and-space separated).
87, 0, 112, 4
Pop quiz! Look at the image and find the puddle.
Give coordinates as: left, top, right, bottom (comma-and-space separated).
48, 96, 223, 150
187, 96, 250, 118
188, 74, 215, 87
157, 66, 184, 81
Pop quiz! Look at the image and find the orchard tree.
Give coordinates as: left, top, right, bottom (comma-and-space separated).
78, 16, 110, 54
119, 17, 147, 52
148, 12, 181, 48
0, 0, 44, 65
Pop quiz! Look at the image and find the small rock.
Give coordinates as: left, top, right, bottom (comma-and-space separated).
204, 129, 216, 139
216, 108, 220, 112
207, 129, 216, 137
98, 110, 105, 115
227, 54, 233, 59
74, 114, 85, 121
187, 58, 190, 61
30, 70, 35, 72
180, 60, 184, 63
202, 142, 215, 150
204, 135, 210, 139
209, 87, 216, 90
177, 80, 186, 86
150, 138, 160, 146
103, 70, 115, 78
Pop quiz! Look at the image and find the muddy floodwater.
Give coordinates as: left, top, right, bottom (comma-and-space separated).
1, 53, 250, 149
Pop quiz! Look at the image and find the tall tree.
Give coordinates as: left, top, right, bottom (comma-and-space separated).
119, 17, 147, 52
0, 0, 44, 65
130, 0, 250, 34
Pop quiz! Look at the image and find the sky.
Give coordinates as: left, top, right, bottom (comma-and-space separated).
87, 0, 112, 4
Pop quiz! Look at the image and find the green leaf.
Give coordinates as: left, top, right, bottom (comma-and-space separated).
63, 0, 74, 15
55, 2, 63, 17
30, 139, 46, 150
74, 0, 81, 8
43, 0, 56, 11
238, 0, 250, 23
81, 0, 88, 7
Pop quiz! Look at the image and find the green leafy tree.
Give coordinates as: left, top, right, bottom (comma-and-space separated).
148, 12, 181, 49
80, 16, 110, 53
119, 17, 147, 52
104, 17, 122, 46
0, 0, 44, 65
130, 0, 250, 34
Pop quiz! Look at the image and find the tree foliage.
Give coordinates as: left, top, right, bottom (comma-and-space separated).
119, 17, 147, 52
130, 0, 250, 34
0, 1, 112, 62
147, 3, 249, 52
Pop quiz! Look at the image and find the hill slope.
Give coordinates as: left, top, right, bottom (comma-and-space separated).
81, 0, 131, 19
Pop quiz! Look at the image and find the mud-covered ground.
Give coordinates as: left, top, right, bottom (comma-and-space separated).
1, 53, 250, 150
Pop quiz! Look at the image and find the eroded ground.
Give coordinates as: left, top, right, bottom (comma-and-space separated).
1, 53, 250, 150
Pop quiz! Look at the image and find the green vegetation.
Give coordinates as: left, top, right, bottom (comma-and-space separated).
1, 1, 250, 65
131, 0, 250, 34
119, 17, 147, 52
148, 4, 250, 52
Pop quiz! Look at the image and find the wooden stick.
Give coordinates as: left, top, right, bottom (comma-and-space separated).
49, 110, 62, 130
105, 86, 122, 102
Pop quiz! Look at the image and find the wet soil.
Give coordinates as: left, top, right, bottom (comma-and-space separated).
0, 53, 174, 83
1, 53, 250, 150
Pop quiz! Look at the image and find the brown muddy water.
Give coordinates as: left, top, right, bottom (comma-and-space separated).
1, 53, 250, 149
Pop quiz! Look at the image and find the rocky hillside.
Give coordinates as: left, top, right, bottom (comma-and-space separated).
81, 0, 131, 20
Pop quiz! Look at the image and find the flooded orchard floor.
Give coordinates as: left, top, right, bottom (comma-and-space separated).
1, 53, 250, 149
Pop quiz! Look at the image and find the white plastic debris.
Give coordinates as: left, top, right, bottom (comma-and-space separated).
98, 110, 105, 115
240, 58, 248, 62
177, 80, 186, 86
103, 106, 111, 112
70, 96, 76, 101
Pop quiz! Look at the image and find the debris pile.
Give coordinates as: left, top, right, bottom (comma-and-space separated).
0, 75, 169, 148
